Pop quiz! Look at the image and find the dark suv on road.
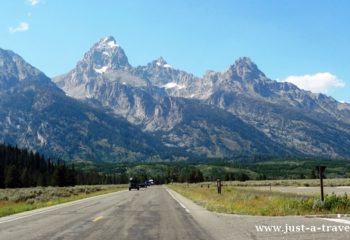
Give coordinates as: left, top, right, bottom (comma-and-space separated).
129, 179, 139, 191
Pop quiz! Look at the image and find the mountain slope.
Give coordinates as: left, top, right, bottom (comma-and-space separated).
156, 98, 294, 157
204, 58, 350, 158
53, 37, 297, 158
53, 37, 350, 159
0, 48, 162, 162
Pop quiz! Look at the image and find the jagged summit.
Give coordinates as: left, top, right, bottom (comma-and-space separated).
227, 57, 265, 80
0, 48, 49, 87
96, 36, 120, 49
77, 36, 130, 74
234, 57, 256, 68
149, 57, 172, 69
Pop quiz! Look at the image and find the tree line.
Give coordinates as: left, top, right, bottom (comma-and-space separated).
125, 164, 252, 184
0, 144, 126, 188
3, 143, 340, 188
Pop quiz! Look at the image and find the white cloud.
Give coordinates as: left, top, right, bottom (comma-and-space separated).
27, 0, 40, 6
281, 72, 345, 93
9, 22, 29, 33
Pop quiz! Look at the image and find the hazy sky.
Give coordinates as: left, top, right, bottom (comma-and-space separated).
1, 0, 349, 102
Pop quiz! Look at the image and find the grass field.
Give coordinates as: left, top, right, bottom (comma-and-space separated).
168, 181, 350, 216
0, 185, 126, 218
215, 178, 350, 187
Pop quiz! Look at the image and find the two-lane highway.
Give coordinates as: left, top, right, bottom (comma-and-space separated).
0, 186, 211, 240
1, 186, 350, 240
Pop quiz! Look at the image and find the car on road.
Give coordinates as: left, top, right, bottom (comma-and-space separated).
139, 181, 150, 188
129, 179, 139, 191
145, 180, 151, 187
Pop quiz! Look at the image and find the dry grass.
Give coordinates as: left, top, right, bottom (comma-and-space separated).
0, 185, 126, 217
208, 178, 350, 187
168, 183, 350, 216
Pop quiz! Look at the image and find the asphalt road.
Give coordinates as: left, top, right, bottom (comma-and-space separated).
0, 186, 350, 240
0, 186, 211, 240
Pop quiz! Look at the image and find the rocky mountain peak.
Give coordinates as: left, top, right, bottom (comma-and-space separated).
96, 36, 120, 49
5, 46, 350, 160
150, 57, 172, 69
235, 57, 256, 68
227, 57, 265, 81
78, 36, 131, 75
0, 48, 49, 87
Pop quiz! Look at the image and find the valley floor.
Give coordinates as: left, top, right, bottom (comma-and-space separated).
0, 186, 349, 240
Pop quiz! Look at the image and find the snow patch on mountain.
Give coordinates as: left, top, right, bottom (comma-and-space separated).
37, 132, 47, 145
94, 66, 108, 74
102, 51, 110, 56
97, 37, 120, 49
163, 82, 185, 89
107, 40, 119, 48
155, 58, 172, 68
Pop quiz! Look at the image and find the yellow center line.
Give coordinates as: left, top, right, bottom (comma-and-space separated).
92, 216, 103, 222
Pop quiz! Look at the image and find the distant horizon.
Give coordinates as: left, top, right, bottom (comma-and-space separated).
1, 0, 349, 102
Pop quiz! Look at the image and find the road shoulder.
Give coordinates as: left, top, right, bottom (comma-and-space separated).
0, 190, 127, 224
165, 186, 350, 240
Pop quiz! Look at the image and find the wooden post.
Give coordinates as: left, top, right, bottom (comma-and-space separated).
217, 178, 222, 194
316, 166, 326, 201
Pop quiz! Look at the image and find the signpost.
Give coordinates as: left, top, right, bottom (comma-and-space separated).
316, 166, 326, 201
217, 178, 222, 194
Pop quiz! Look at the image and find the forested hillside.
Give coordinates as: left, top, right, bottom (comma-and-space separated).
0, 144, 125, 188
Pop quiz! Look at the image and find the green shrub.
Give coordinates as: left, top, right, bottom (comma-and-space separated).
324, 192, 350, 210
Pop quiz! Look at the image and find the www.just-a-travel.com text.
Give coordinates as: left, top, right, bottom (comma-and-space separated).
256, 224, 350, 234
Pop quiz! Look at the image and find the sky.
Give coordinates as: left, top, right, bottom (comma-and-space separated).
0, 0, 349, 102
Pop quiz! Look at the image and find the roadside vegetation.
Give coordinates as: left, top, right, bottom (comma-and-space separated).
222, 178, 350, 187
2, 143, 350, 217
0, 185, 126, 217
168, 183, 350, 216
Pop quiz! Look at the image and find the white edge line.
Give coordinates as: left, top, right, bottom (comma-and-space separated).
166, 188, 191, 213
322, 218, 350, 225
0, 190, 127, 224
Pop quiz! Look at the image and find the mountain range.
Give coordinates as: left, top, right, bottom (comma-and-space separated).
1, 36, 350, 162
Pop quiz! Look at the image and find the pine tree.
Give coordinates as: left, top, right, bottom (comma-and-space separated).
5, 165, 21, 188
20, 168, 31, 187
